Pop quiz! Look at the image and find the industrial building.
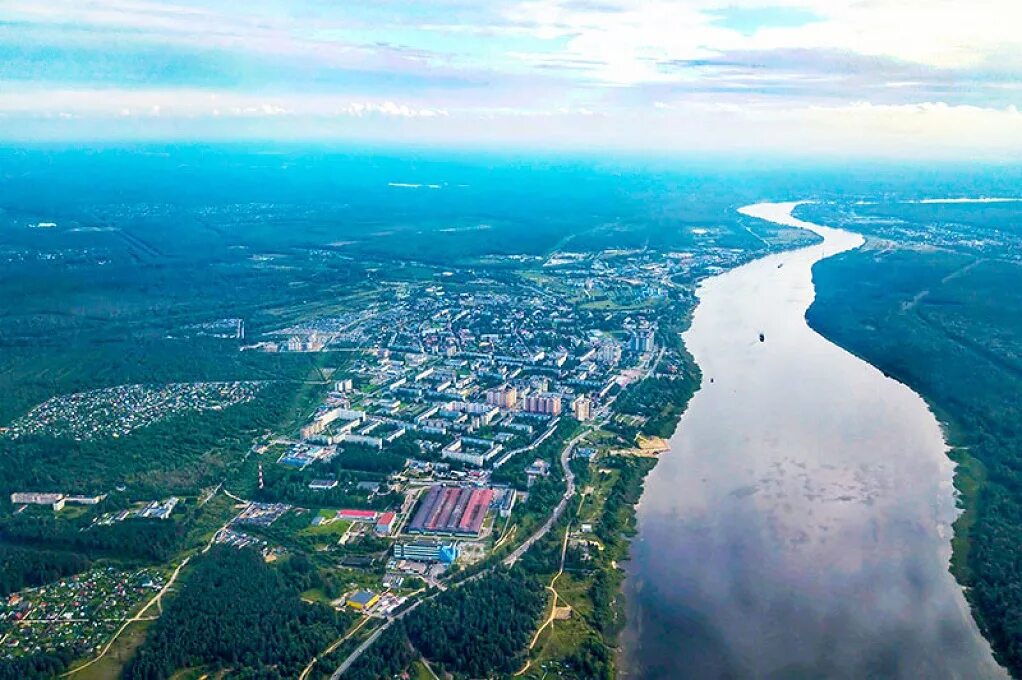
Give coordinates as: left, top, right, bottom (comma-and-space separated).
375, 511, 397, 535
337, 509, 380, 522
346, 590, 380, 611
9, 492, 65, 510
393, 540, 459, 564
407, 485, 494, 536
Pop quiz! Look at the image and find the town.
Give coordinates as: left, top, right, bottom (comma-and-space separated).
1, 237, 771, 678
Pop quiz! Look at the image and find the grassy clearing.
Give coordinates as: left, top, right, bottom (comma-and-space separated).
300, 517, 352, 538
71, 619, 154, 680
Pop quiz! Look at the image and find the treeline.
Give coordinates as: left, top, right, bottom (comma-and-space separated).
404, 568, 545, 677
342, 623, 416, 680
0, 542, 91, 596
0, 514, 182, 562
124, 546, 344, 679
0, 381, 300, 497
592, 457, 655, 637
0, 648, 77, 680
808, 247, 1022, 675
595, 457, 654, 552
613, 375, 697, 439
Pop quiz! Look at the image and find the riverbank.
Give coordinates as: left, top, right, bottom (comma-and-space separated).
802, 220, 1022, 677
618, 202, 1003, 679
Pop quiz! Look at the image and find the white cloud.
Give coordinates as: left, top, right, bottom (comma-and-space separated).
1, 0, 1020, 155
0, 88, 448, 119
499, 0, 1022, 84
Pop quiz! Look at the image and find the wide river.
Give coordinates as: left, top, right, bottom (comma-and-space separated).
619, 202, 1004, 679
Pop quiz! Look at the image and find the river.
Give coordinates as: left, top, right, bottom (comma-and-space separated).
619, 202, 1004, 679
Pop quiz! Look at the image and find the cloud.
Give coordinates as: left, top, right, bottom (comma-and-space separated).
0, 88, 449, 119
0, 0, 1020, 156
496, 0, 1022, 83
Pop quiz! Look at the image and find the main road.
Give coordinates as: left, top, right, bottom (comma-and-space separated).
329, 424, 588, 676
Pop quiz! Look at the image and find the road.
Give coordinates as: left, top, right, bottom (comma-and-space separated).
329, 597, 427, 679
62, 495, 245, 677
299, 615, 372, 680
503, 428, 586, 567
514, 490, 588, 677
329, 426, 588, 676
492, 417, 561, 469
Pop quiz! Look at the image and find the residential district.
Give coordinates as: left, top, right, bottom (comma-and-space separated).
1, 242, 760, 677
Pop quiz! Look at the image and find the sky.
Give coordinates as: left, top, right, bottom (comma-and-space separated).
2, 0, 1022, 158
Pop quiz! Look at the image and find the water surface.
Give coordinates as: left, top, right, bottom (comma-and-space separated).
620, 202, 1003, 679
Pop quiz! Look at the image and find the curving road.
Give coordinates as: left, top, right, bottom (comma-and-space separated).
330, 426, 588, 676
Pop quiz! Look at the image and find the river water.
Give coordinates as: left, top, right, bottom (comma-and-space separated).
619, 202, 1004, 679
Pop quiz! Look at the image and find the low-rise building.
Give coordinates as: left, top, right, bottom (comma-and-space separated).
345, 590, 380, 611
10, 492, 65, 510
441, 436, 503, 467
498, 489, 516, 518
308, 478, 338, 490
375, 511, 397, 535
525, 459, 552, 487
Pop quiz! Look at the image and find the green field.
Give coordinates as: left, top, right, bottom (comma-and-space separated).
300, 516, 353, 538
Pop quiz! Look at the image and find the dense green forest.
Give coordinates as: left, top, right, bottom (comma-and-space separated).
340, 623, 416, 680
124, 546, 346, 679
561, 636, 616, 680
0, 380, 313, 497
0, 649, 77, 680
341, 568, 545, 679
808, 242, 1022, 675
0, 542, 91, 596
613, 375, 698, 439
404, 568, 545, 677
0, 513, 184, 562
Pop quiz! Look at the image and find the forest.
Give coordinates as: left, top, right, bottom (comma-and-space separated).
340, 623, 416, 680
404, 568, 545, 677
123, 546, 346, 679
613, 374, 698, 439
0, 512, 183, 562
342, 568, 545, 679
0, 648, 77, 680
0, 542, 91, 596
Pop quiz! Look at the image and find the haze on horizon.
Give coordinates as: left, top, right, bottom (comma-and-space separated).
2, 0, 1022, 160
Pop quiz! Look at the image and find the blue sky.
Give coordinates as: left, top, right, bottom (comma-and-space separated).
2, 0, 1021, 158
